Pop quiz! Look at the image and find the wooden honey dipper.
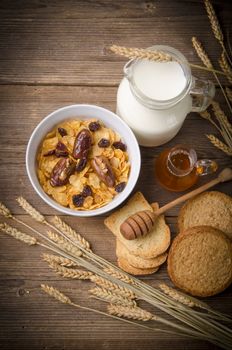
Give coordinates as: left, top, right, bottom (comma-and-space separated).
120, 168, 232, 240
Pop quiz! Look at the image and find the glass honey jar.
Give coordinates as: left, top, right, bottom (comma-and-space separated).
155, 145, 218, 191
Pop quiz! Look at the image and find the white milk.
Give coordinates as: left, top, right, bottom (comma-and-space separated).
116, 59, 192, 147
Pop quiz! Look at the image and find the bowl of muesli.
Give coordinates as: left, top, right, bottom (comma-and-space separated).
26, 104, 141, 216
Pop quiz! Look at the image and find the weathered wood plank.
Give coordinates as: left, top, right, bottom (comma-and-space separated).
0, 1, 231, 85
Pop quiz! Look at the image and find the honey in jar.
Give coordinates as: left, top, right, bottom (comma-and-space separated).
155, 145, 217, 192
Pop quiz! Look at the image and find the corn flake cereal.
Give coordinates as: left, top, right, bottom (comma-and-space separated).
37, 119, 130, 210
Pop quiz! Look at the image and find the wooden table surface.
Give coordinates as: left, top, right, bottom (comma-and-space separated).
0, 1, 231, 349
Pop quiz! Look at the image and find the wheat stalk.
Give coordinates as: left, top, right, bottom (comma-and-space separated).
0, 202, 13, 218
42, 253, 77, 267
47, 261, 93, 280
219, 52, 232, 84
0, 222, 37, 245
206, 134, 232, 156
103, 266, 136, 285
16, 197, 45, 223
47, 231, 82, 257
89, 287, 137, 307
1, 214, 231, 347
90, 275, 136, 300
107, 304, 155, 321
226, 87, 232, 103
41, 284, 191, 337
41, 284, 71, 304
199, 110, 222, 133
51, 216, 91, 252
159, 284, 209, 310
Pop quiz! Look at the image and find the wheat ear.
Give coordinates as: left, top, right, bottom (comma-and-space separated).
226, 87, 232, 103
0, 222, 37, 245
16, 197, 45, 223
0, 202, 13, 218
90, 275, 136, 300
47, 231, 82, 257
206, 134, 232, 156
107, 304, 155, 321
111, 45, 172, 62
89, 287, 137, 307
41, 284, 71, 304
192, 37, 232, 114
42, 253, 77, 267
159, 284, 209, 310
204, 0, 232, 67
51, 216, 91, 251
103, 266, 136, 285
47, 261, 93, 280
204, 0, 223, 44
192, 37, 213, 69
219, 52, 232, 84
211, 101, 232, 135
41, 285, 187, 337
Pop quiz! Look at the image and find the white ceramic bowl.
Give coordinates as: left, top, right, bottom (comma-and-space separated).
26, 104, 141, 217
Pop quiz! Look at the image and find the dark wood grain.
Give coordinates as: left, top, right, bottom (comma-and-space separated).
0, 1, 231, 350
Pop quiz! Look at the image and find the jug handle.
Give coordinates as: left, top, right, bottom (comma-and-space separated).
190, 76, 215, 112
195, 159, 218, 176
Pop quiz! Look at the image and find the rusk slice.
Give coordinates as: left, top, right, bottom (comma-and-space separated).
118, 257, 159, 276
168, 226, 232, 297
178, 191, 232, 239
116, 239, 168, 269
104, 192, 170, 258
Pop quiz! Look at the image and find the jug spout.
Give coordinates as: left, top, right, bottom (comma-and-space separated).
123, 59, 134, 81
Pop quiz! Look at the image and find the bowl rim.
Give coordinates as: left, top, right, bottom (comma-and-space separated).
26, 104, 141, 217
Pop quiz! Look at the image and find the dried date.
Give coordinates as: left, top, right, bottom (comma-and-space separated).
76, 158, 87, 172
91, 156, 115, 187
73, 129, 92, 159
43, 149, 56, 157
50, 158, 75, 187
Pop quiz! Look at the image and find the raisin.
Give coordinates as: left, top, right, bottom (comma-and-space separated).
72, 194, 84, 207
43, 149, 55, 156
115, 182, 126, 193
98, 138, 110, 148
55, 141, 69, 157
89, 121, 101, 132
76, 158, 87, 172
58, 127, 68, 137
113, 141, 127, 151
82, 185, 92, 197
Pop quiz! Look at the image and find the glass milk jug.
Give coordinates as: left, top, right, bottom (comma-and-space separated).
116, 45, 215, 147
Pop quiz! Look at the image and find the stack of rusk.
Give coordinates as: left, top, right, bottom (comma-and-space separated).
105, 192, 170, 275
168, 191, 232, 297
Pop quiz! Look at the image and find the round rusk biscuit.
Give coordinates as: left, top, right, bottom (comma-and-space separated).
168, 226, 232, 297
116, 239, 168, 269
118, 257, 159, 276
178, 191, 232, 239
